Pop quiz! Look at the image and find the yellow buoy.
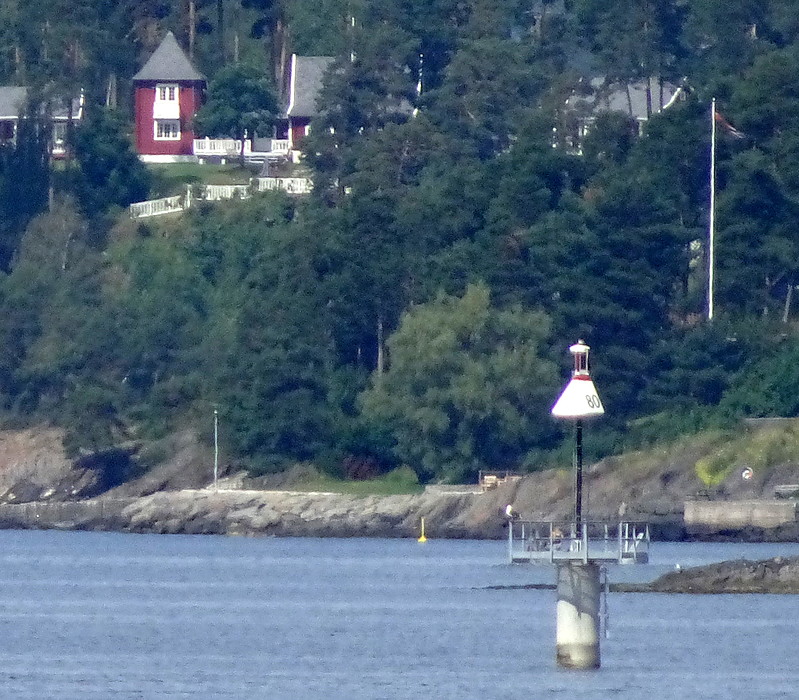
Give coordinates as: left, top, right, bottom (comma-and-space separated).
418, 517, 427, 543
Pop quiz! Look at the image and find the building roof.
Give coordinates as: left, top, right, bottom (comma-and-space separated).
0, 86, 83, 121
133, 31, 205, 83
0, 87, 26, 119
286, 55, 335, 118
566, 77, 682, 122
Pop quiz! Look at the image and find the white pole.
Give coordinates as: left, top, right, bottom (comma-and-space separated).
708, 98, 716, 321
213, 409, 219, 491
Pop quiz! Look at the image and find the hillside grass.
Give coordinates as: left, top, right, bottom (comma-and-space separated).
290, 466, 424, 496
694, 419, 799, 486
148, 162, 258, 198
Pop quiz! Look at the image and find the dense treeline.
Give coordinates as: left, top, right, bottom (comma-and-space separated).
2, 0, 799, 482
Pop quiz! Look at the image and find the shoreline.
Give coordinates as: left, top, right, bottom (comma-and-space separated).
0, 489, 797, 544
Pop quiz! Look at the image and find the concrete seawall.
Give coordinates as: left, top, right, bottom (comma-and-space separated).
1, 493, 795, 540
0, 499, 138, 530
684, 500, 797, 535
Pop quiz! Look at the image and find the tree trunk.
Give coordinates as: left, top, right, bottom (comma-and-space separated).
783, 283, 794, 323
188, 0, 196, 59
273, 18, 289, 86
217, 0, 225, 64
105, 74, 117, 109
376, 316, 384, 376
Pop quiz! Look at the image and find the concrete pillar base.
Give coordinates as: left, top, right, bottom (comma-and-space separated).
556, 643, 600, 669
556, 562, 601, 669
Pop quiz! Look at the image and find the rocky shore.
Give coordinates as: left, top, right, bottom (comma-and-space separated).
0, 424, 798, 542
614, 556, 799, 594
495, 557, 799, 594
0, 485, 540, 539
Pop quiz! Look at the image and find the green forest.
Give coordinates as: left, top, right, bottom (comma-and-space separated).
2, 0, 799, 484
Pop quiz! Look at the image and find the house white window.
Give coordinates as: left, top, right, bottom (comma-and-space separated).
153, 83, 180, 119
53, 122, 67, 145
155, 120, 181, 140
156, 84, 178, 101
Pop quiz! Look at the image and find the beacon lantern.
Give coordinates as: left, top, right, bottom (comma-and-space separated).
551, 340, 604, 419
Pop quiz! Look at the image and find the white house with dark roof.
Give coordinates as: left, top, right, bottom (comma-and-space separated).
0, 86, 83, 158
133, 31, 206, 162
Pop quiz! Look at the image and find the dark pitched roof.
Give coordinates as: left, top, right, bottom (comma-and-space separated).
133, 31, 205, 83
286, 55, 335, 118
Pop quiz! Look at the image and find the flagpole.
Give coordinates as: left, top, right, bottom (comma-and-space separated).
708, 98, 716, 321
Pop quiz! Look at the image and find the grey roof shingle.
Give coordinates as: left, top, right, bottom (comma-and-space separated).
567, 78, 681, 121
0, 86, 82, 120
133, 31, 205, 83
286, 56, 335, 118
0, 87, 27, 119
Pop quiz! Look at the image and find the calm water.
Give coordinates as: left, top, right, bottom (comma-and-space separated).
0, 531, 798, 699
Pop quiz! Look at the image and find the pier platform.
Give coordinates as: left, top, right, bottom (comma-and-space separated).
508, 520, 650, 565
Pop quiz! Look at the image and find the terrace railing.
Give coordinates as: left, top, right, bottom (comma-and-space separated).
129, 177, 313, 218
129, 194, 186, 219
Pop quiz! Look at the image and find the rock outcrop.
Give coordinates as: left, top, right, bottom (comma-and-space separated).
615, 556, 799, 594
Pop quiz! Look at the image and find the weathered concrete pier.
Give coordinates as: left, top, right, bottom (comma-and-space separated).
684, 499, 797, 535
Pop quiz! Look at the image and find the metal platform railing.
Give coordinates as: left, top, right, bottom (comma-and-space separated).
508, 520, 649, 565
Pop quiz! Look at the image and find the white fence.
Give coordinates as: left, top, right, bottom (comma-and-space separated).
254, 177, 313, 195
193, 138, 291, 160
129, 194, 187, 219
203, 184, 251, 201
130, 177, 313, 218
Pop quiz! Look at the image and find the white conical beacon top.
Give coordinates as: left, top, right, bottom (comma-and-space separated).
551, 340, 605, 419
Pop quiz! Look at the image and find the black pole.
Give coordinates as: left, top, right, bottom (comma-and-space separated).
574, 420, 583, 525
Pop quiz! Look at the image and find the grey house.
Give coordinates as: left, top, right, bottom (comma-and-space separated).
561, 77, 684, 153
0, 86, 84, 157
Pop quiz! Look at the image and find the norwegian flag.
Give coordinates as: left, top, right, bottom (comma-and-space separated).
714, 110, 745, 139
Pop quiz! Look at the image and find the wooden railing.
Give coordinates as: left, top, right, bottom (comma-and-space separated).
269, 140, 290, 154
254, 177, 312, 195
203, 184, 251, 201
193, 138, 247, 157
130, 194, 186, 219
129, 177, 313, 218
192, 138, 291, 158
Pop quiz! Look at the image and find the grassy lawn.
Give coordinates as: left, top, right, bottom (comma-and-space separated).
290, 467, 425, 497
148, 162, 259, 197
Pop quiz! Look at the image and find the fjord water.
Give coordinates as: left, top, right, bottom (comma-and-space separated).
0, 531, 798, 699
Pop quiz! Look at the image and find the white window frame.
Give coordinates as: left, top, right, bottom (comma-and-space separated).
154, 119, 181, 140
156, 83, 178, 102
52, 121, 68, 147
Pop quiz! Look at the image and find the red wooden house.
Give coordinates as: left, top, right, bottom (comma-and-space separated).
133, 32, 205, 162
